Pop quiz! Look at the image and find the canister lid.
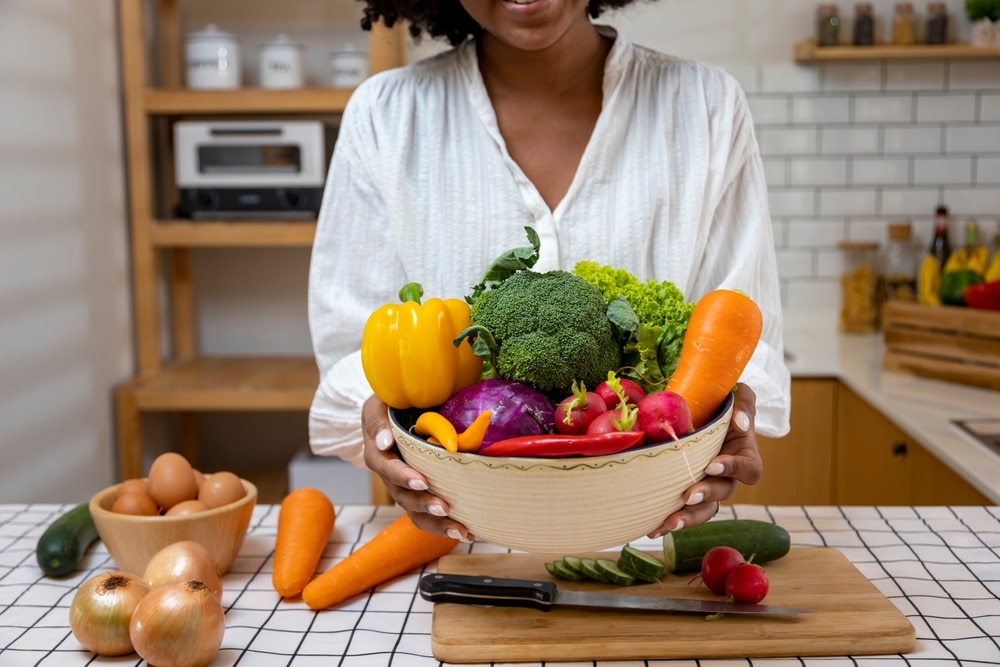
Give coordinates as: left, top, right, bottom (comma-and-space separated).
185, 24, 238, 42
888, 222, 912, 242
838, 241, 880, 251
261, 34, 303, 49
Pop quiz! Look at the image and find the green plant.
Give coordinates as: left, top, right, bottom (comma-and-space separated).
966, 0, 1000, 21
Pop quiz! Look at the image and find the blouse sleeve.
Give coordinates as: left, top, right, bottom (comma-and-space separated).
307, 85, 407, 467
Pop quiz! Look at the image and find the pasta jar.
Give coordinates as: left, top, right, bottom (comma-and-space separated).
892, 3, 916, 45
880, 222, 918, 304
817, 4, 842, 47
839, 241, 881, 333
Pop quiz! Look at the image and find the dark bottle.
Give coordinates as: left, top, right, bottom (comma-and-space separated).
929, 205, 952, 268
926, 2, 949, 45
854, 3, 875, 46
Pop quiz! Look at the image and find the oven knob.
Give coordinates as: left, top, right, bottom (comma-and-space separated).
193, 189, 219, 211
278, 189, 305, 210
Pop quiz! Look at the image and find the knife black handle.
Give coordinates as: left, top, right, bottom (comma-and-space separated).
419, 573, 557, 611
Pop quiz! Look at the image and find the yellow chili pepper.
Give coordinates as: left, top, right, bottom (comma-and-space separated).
414, 412, 459, 453
361, 283, 483, 409
457, 410, 493, 453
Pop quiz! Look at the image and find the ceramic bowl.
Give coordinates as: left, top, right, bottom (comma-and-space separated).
89, 476, 257, 576
391, 394, 733, 553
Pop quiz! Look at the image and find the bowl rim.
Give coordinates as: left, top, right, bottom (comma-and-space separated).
390, 391, 734, 466
90, 476, 258, 524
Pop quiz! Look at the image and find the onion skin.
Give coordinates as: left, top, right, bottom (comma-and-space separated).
143, 540, 222, 598
129, 579, 225, 667
69, 571, 150, 656
438, 379, 556, 447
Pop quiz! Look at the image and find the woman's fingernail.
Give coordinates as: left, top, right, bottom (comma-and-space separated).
447, 528, 472, 543
671, 519, 685, 532
375, 429, 395, 451
705, 462, 724, 476
734, 411, 751, 432
408, 478, 429, 491
686, 491, 704, 506
427, 504, 447, 517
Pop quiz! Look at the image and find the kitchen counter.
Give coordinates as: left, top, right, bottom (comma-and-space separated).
783, 309, 1000, 504
2, 503, 998, 666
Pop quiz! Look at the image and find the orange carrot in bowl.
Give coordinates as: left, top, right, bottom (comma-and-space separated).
301, 514, 458, 610
272, 488, 336, 598
665, 289, 763, 429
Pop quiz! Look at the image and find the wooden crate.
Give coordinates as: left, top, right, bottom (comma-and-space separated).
882, 301, 1000, 391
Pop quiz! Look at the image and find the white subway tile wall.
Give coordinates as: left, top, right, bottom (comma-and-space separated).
738, 60, 1000, 309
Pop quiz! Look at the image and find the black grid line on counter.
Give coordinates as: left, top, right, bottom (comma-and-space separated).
1, 504, 998, 666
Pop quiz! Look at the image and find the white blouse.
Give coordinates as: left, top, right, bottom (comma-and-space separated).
308, 27, 791, 467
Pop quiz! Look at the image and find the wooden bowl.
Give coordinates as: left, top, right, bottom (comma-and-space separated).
391, 394, 733, 553
89, 477, 257, 576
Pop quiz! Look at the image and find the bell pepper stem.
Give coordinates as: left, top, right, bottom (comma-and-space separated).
398, 282, 424, 304
454, 324, 501, 380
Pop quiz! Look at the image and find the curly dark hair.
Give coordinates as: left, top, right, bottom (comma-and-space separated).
360, 0, 643, 46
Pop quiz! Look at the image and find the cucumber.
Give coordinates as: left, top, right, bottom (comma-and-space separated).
560, 555, 589, 578
662, 519, 791, 574
546, 560, 584, 582
36, 503, 100, 577
577, 558, 604, 582
618, 545, 665, 581
594, 559, 635, 586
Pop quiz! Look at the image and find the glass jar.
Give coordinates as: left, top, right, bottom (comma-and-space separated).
839, 241, 881, 333
892, 3, 916, 45
880, 223, 918, 304
817, 4, 842, 47
925, 2, 949, 44
854, 3, 876, 46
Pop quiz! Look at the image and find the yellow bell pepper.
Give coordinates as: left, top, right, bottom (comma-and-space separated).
942, 220, 988, 276
361, 283, 483, 409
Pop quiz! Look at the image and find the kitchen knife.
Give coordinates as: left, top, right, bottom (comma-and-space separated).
420, 573, 808, 616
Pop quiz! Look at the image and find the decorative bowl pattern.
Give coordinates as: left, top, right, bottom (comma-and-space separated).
391, 394, 733, 553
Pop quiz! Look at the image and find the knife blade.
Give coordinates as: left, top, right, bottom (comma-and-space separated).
420, 573, 808, 616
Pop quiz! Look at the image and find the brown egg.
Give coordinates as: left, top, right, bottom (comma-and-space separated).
198, 471, 246, 509
147, 452, 199, 511
165, 499, 209, 516
112, 491, 160, 516
192, 468, 205, 488
115, 478, 149, 499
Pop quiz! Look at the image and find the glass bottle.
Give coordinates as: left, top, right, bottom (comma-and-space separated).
854, 3, 876, 46
929, 205, 952, 269
839, 241, 881, 333
892, 3, 916, 45
881, 222, 918, 303
817, 5, 842, 47
925, 3, 949, 44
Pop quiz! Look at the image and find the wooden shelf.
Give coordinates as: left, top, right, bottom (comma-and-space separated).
795, 39, 1000, 63
121, 356, 319, 411
143, 87, 354, 114
149, 220, 316, 247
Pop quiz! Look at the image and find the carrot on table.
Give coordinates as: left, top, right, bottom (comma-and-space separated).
666, 289, 763, 429
272, 488, 336, 598
301, 513, 458, 610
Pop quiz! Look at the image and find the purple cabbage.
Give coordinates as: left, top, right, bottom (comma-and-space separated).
438, 379, 556, 448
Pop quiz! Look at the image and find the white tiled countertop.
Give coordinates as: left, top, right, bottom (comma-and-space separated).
782, 309, 1000, 504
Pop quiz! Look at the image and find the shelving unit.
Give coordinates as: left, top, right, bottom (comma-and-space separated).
794, 38, 1000, 63
114, 0, 403, 498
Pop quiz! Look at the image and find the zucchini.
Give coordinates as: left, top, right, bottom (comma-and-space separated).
662, 519, 791, 574
36, 503, 99, 577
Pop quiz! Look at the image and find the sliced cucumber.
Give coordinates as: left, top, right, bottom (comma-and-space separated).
617, 557, 660, 583
547, 560, 585, 581
618, 545, 666, 581
560, 555, 588, 578
662, 519, 791, 574
594, 558, 635, 586
577, 557, 604, 582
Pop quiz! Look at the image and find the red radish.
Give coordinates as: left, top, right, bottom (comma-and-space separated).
594, 374, 646, 410
554, 381, 607, 435
636, 390, 693, 442
586, 405, 641, 437
699, 546, 746, 595
725, 562, 769, 604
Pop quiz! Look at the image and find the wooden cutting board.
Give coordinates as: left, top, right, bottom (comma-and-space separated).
430, 547, 915, 663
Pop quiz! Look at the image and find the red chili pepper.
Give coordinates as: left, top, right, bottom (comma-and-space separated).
963, 280, 1000, 311
479, 431, 646, 458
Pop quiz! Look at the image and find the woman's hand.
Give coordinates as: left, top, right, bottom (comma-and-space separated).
646, 383, 763, 538
361, 395, 474, 543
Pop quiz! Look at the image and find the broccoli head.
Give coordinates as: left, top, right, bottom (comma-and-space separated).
466, 270, 622, 397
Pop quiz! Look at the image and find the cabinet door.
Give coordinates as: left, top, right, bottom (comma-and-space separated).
909, 444, 991, 505
728, 379, 836, 505
835, 384, 911, 504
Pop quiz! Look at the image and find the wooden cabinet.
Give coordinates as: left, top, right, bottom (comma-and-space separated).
728, 379, 837, 505
114, 0, 404, 484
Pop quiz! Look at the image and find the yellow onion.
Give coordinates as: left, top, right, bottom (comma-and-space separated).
129, 579, 225, 667
143, 540, 222, 597
69, 571, 151, 656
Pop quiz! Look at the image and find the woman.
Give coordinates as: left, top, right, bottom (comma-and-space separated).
308, 0, 791, 542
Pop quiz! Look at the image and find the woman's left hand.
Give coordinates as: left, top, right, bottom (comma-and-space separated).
646, 382, 763, 538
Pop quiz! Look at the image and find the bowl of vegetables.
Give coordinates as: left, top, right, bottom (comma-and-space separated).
389, 390, 733, 554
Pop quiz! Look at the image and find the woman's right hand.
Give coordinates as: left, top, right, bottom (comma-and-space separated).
361, 394, 474, 543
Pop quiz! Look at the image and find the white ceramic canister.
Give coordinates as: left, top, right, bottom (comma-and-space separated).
185, 24, 241, 90
329, 44, 369, 88
259, 34, 305, 89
